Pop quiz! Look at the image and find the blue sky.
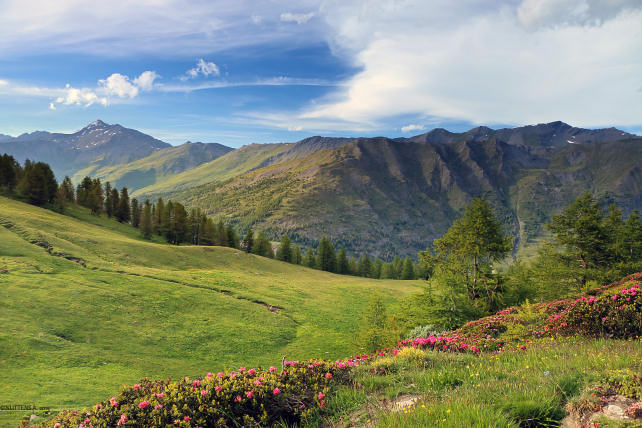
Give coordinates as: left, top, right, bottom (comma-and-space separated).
1, 0, 641, 147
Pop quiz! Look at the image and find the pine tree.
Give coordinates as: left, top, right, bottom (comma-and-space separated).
276, 234, 292, 262
0, 154, 20, 190
336, 248, 349, 274
303, 247, 316, 268
140, 200, 153, 239
216, 220, 226, 246
622, 210, 642, 262
605, 204, 624, 262
357, 253, 373, 277
381, 263, 396, 279
154, 198, 165, 235
548, 193, 611, 286
226, 225, 238, 248
401, 256, 415, 280
172, 202, 188, 244
59, 176, 75, 202
241, 227, 254, 252
110, 188, 119, 217
316, 236, 336, 272
252, 232, 273, 257
17, 161, 57, 205
104, 182, 113, 217
373, 258, 383, 279
76, 176, 93, 207
392, 256, 403, 279
116, 187, 131, 223
435, 197, 511, 300
131, 198, 141, 228
348, 257, 357, 275
89, 179, 103, 214
292, 245, 302, 264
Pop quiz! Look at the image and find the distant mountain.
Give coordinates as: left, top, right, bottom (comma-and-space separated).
0, 120, 171, 179
74, 141, 233, 191
134, 122, 642, 259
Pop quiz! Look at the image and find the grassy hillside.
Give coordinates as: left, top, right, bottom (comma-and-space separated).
132, 143, 291, 199
0, 196, 423, 426
71, 142, 232, 191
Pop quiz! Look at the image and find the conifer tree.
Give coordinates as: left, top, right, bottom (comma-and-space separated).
242, 227, 254, 253
172, 202, 188, 244
392, 256, 403, 279
336, 248, 349, 274
373, 258, 383, 279
622, 210, 642, 262
110, 188, 119, 217
216, 220, 226, 246
357, 253, 373, 277
104, 182, 113, 217
131, 198, 140, 228
381, 262, 396, 279
17, 161, 58, 205
252, 232, 273, 257
303, 247, 316, 268
0, 154, 20, 190
348, 257, 357, 275
226, 224, 239, 248
59, 176, 75, 202
316, 236, 336, 272
154, 198, 165, 235
140, 200, 153, 239
292, 245, 302, 264
276, 234, 292, 262
401, 256, 415, 280
116, 187, 131, 223
88, 179, 103, 214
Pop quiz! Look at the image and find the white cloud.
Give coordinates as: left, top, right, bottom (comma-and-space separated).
287, 125, 303, 131
302, 0, 642, 129
182, 59, 220, 80
48, 102, 56, 110
99, 73, 139, 98
133, 70, 159, 91
56, 84, 107, 107
280, 12, 315, 24
401, 124, 425, 133
251, 14, 262, 24
517, 0, 641, 29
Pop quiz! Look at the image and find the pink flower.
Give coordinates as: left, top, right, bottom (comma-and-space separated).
273, 387, 281, 395
217, 372, 225, 378
253, 380, 262, 386
215, 385, 222, 393
155, 392, 165, 398
269, 366, 277, 372
246, 390, 254, 399
154, 404, 163, 410
239, 367, 246, 373
133, 384, 141, 391
138, 400, 149, 409
95, 403, 102, 409
109, 397, 118, 407
206, 372, 214, 378
54, 424, 61, 428
234, 395, 242, 402
612, 295, 618, 300
318, 392, 325, 400
117, 414, 127, 426
192, 379, 201, 387
201, 389, 208, 396
602, 317, 607, 322
325, 373, 332, 379
319, 400, 325, 409
184, 416, 191, 421
248, 368, 255, 375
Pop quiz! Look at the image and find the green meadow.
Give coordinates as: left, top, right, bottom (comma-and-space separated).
0, 196, 422, 425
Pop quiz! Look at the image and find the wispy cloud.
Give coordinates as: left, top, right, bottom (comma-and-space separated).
181, 59, 220, 81
401, 124, 425, 133
280, 12, 315, 24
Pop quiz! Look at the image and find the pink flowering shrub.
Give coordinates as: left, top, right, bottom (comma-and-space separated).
36, 360, 351, 427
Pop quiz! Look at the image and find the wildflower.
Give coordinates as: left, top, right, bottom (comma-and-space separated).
319, 400, 325, 409
133, 384, 141, 391
325, 372, 332, 379
192, 379, 201, 387
273, 387, 281, 395
234, 395, 242, 402
215, 385, 222, 393
206, 372, 214, 378
602, 317, 607, 322
253, 380, 262, 386
201, 389, 208, 396
217, 372, 225, 378
117, 414, 127, 426
138, 400, 149, 409
184, 416, 191, 421
248, 368, 256, 375
318, 392, 325, 400
109, 397, 118, 407
54, 424, 61, 428
239, 366, 246, 373
269, 366, 277, 372
95, 403, 102, 410
156, 392, 165, 398
154, 404, 163, 410
246, 390, 254, 399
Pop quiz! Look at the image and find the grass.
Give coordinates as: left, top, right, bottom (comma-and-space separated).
0, 196, 423, 426
314, 338, 641, 427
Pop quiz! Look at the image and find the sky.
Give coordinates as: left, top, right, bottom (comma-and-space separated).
1, 0, 641, 147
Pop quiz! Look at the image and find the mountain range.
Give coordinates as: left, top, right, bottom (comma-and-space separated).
1, 120, 640, 259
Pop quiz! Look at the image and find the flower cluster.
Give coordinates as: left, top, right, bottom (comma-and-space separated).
37, 360, 351, 427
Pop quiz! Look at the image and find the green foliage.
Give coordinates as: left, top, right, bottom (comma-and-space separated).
357, 253, 372, 277
316, 236, 336, 272
336, 248, 349, 274
358, 295, 399, 353
303, 247, 316, 267
115, 187, 131, 223
18, 161, 58, 206
276, 234, 292, 262
241, 227, 254, 253
0, 153, 20, 190
252, 231, 274, 258
401, 256, 415, 280
140, 200, 153, 239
